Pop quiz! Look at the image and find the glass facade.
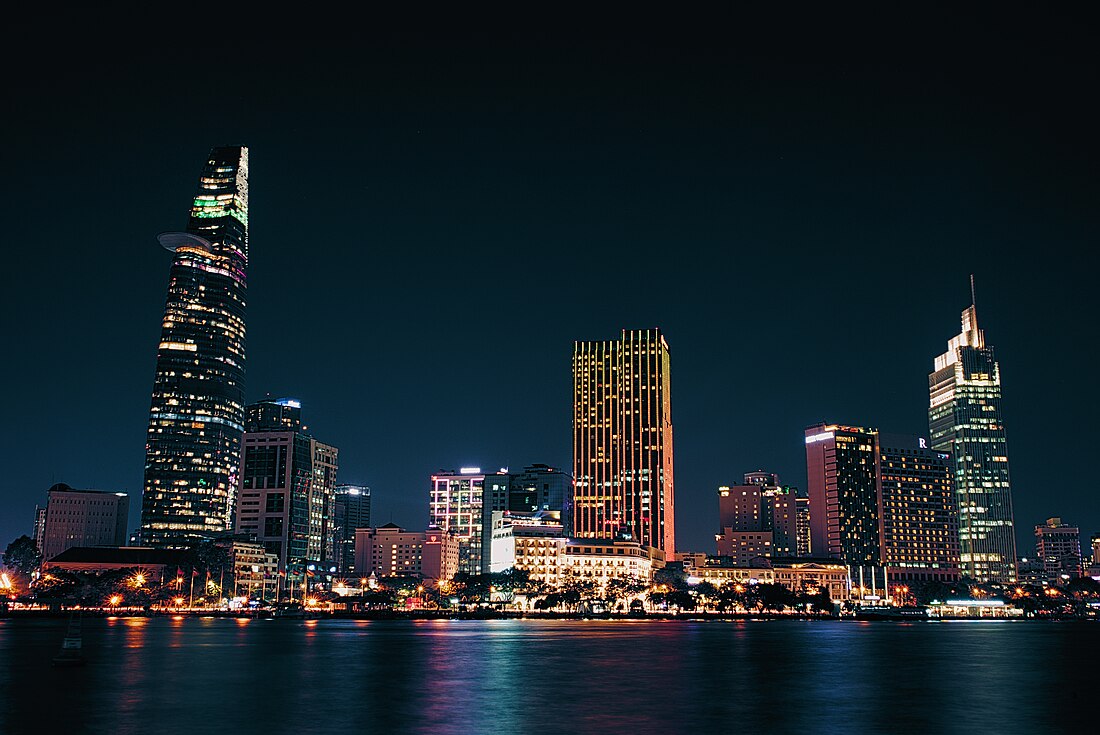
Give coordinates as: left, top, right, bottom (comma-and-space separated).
234, 399, 339, 575
429, 471, 489, 574
140, 147, 249, 547
572, 328, 675, 553
929, 302, 1017, 583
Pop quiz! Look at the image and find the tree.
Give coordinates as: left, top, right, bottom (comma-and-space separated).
3, 536, 42, 578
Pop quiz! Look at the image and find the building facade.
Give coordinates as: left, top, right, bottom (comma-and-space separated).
141, 146, 249, 547
508, 464, 572, 533
1034, 518, 1083, 581
929, 290, 1017, 582
877, 435, 961, 582
333, 485, 371, 574
716, 473, 799, 560
354, 524, 425, 579
573, 328, 675, 553
429, 468, 497, 575
795, 495, 811, 557
561, 540, 659, 589
233, 399, 339, 576
806, 424, 882, 567
39, 484, 129, 561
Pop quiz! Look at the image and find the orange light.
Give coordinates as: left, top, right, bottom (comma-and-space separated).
109, 595, 122, 606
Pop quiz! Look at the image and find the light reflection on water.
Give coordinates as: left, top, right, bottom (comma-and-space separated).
1, 618, 1097, 735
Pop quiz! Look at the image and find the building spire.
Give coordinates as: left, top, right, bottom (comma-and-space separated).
970, 274, 976, 309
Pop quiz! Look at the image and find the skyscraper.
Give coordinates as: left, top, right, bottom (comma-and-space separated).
573, 328, 675, 554
929, 283, 1017, 582
508, 463, 573, 534
140, 147, 249, 547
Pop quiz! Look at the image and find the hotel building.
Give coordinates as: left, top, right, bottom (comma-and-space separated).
573, 328, 675, 554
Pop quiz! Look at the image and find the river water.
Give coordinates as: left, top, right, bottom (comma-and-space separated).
1, 617, 1096, 734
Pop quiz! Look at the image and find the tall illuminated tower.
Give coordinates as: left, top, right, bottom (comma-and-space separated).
140, 147, 249, 547
929, 281, 1017, 582
573, 328, 675, 554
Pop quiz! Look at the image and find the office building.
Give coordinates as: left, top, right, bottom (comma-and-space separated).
715, 473, 797, 562
140, 146, 249, 547
234, 399, 339, 577
1035, 518, 1082, 581
877, 434, 961, 582
929, 284, 1017, 582
508, 464, 572, 533
573, 328, 675, 553
429, 467, 510, 574
1087, 535, 1100, 577
333, 485, 371, 574
795, 495, 811, 557
38, 483, 129, 561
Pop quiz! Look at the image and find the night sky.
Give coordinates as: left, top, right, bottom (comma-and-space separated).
2, 19, 1096, 556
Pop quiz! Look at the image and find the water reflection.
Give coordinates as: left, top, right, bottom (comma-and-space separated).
1, 618, 1097, 735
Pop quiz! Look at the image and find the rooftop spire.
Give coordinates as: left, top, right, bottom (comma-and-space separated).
970, 273, 976, 308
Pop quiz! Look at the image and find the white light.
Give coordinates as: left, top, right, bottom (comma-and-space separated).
805, 431, 835, 444
460, 467, 481, 474
944, 599, 1004, 606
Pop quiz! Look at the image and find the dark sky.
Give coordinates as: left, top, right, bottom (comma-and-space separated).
2, 17, 1097, 557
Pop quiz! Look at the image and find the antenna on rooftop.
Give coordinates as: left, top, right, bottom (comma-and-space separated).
970, 274, 976, 307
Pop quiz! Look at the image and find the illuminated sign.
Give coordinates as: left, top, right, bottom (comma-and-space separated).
805, 431, 835, 445
919, 438, 927, 449
460, 467, 482, 474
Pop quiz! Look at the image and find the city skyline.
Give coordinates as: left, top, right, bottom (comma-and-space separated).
2, 34, 1097, 557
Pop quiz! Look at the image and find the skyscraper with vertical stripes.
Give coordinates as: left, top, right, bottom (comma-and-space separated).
572, 328, 675, 554
140, 147, 249, 547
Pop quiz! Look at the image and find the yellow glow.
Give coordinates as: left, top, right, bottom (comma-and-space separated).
109, 595, 122, 605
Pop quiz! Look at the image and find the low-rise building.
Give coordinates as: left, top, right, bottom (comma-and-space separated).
561, 540, 660, 588
43, 546, 186, 583
354, 524, 425, 579
423, 527, 460, 582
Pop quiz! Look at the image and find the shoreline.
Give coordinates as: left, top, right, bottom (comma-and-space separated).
1, 609, 1087, 622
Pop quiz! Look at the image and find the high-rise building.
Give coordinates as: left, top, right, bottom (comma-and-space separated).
795, 495, 811, 557
1034, 518, 1083, 581
429, 468, 505, 575
508, 464, 572, 532
929, 283, 1017, 583
233, 399, 338, 577
140, 146, 249, 547
807, 425, 962, 585
877, 434, 961, 583
716, 473, 799, 562
573, 328, 675, 553
806, 424, 882, 567
333, 485, 371, 574
38, 484, 130, 561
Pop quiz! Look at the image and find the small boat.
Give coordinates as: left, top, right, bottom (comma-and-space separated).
52, 612, 86, 667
